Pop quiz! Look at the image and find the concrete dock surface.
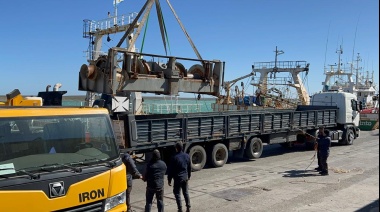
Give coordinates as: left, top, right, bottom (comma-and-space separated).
129, 130, 379, 212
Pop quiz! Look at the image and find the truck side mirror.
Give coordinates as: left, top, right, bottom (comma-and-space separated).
358, 101, 363, 111
351, 99, 358, 111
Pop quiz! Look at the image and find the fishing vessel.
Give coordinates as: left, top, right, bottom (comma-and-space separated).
322, 45, 379, 130
359, 102, 379, 131
212, 46, 310, 111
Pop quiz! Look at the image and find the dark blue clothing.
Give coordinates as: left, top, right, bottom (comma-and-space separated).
122, 153, 141, 212
169, 151, 191, 211
144, 159, 166, 212
317, 135, 331, 174
173, 180, 191, 210
145, 187, 164, 212
123, 153, 142, 185
317, 135, 331, 155
144, 160, 167, 189
168, 151, 191, 184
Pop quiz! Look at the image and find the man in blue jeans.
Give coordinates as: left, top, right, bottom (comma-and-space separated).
168, 142, 191, 212
143, 149, 167, 212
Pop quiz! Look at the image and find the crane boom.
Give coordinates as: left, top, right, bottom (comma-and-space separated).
220, 71, 255, 104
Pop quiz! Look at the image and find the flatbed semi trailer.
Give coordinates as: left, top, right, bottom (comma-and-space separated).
113, 92, 361, 171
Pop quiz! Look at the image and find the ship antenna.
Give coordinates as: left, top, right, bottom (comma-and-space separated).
351, 15, 360, 74
372, 61, 374, 82
323, 21, 331, 74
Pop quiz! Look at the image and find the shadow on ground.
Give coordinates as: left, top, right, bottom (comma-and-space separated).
355, 199, 379, 212
281, 169, 320, 178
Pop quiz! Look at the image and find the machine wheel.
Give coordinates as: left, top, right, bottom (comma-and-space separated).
244, 137, 263, 159
208, 143, 228, 168
340, 128, 354, 145
188, 145, 207, 171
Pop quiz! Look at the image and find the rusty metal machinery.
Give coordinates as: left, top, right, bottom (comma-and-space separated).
80, 0, 225, 98
79, 49, 224, 96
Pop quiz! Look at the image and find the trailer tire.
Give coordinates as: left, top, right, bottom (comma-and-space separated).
340, 128, 354, 145
209, 143, 228, 168
188, 145, 207, 171
245, 137, 263, 159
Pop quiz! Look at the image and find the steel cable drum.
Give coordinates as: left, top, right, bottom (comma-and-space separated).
80, 64, 98, 80
131, 58, 149, 74
95, 56, 108, 74
188, 64, 205, 79
175, 62, 187, 77
80, 55, 110, 80
141, 60, 151, 74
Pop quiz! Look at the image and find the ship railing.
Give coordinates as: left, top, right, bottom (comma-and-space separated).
87, 12, 138, 33
142, 103, 202, 114
250, 77, 295, 86
62, 100, 86, 107
83, 51, 108, 61
324, 66, 353, 74
253, 61, 308, 69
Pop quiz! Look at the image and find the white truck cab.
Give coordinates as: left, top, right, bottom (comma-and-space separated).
311, 91, 360, 126
309, 91, 360, 145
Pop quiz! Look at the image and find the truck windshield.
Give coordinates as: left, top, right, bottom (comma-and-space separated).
0, 114, 119, 175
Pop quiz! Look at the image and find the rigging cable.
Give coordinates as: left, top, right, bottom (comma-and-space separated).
159, 3, 172, 56
351, 15, 360, 69
323, 21, 331, 70
140, 12, 150, 54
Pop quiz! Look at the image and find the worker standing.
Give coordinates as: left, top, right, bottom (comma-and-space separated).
123, 151, 143, 212
143, 149, 167, 212
316, 127, 331, 176
255, 87, 262, 106
314, 136, 322, 172
168, 142, 191, 212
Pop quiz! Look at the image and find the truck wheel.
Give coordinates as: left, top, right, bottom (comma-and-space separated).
209, 143, 228, 168
245, 137, 263, 159
341, 128, 354, 145
188, 145, 207, 171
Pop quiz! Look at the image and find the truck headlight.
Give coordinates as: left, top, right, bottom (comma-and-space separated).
104, 191, 126, 211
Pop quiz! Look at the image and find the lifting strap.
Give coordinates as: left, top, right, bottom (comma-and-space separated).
140, 12, 150, 54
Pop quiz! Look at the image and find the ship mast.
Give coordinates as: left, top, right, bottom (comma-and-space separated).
354, 53, 362, 88
82, 0, 138, 106
251, 46, 310, 106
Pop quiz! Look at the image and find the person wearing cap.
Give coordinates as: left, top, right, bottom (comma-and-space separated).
316, 127, 331, 175
122, 151, 143, 212
143, 149, 167, 212
168, 142, 191, 212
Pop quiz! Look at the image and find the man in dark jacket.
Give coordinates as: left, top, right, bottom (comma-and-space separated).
143, 149, 167, 212
123, 152, 142, 212
316, 127, 331, 176
168, 142, 191, 212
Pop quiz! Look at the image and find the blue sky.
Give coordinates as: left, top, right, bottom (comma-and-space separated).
1, 0, 378, 97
